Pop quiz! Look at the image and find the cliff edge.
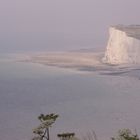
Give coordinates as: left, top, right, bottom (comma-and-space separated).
103, 25, 140, 64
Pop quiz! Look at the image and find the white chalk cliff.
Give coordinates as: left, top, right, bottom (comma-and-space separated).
103, 25, 140, 64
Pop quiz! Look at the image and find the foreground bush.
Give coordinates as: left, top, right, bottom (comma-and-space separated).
112, 129, 139, 140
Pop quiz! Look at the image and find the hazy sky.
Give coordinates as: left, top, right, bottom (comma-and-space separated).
0, 0, 140, 52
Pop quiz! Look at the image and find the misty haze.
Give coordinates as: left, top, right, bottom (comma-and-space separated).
0, 0, 140, 140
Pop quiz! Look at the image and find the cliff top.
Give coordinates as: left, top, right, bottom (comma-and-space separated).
112, 25, 140, 40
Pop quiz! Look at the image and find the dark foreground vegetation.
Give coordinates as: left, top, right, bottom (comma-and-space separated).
32, 113, 139, 140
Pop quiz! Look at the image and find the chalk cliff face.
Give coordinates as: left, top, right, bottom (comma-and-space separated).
103, 25, 140, 64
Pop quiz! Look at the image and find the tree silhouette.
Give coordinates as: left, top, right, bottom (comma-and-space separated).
57, 133, 75, 140
32, 113, 59, 140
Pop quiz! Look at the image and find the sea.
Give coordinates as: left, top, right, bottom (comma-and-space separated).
0, 53, 140, 140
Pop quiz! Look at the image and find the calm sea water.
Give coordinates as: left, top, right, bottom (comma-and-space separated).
0, 54, 140, 140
